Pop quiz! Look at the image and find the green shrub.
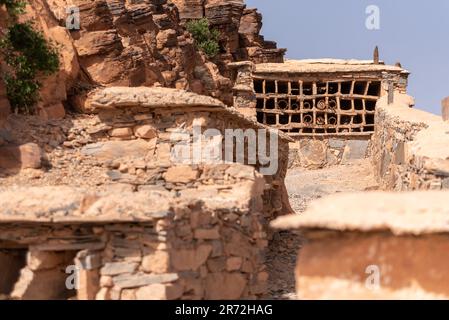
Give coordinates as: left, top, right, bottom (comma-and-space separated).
0, 1, 59, 114
186, 18, 220, 58
0, 0, 25, 17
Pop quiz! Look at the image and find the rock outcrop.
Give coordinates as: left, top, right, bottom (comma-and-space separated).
0, 0, 236, 119
171, 0, 286, 77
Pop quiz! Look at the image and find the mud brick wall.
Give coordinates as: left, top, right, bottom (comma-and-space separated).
371, 94, 449, 190
271, 191, 449, 299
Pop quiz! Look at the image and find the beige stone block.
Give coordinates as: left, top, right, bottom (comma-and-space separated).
121, 289, 136, 300
171, 244, 212, 271
141, 251, 170, 274
164, 165, 199, 183
0, 143, 42, 170
101, 262, 138, 276
204, 273, 247, 300
77, 268, 100, 300
27, 250, 68, 271
108, 127, 133, 138
134, 125, 157, 139
100, 276, 113, 287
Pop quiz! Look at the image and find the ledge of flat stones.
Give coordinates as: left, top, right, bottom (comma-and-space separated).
85, 87, 226, 111
0, 174, 262, 224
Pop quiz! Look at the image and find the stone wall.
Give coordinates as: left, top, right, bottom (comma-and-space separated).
288, 137, 370, 169
371, 94, 449, 190
0, 78, 10, 130
227, 60, 410, 169
0, 180, 267, 300
0, 88, 292, 219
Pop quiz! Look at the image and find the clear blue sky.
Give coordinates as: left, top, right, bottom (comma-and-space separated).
246, 0, 449, 115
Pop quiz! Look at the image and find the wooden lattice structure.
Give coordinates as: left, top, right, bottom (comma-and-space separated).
230, 59, 409, 137
254, 79, 381, 136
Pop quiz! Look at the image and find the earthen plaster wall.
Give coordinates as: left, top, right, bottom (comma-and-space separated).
371, 94, 449, 190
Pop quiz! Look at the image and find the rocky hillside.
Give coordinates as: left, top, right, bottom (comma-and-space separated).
172, 0, 286, 76
0, 0, 284, 123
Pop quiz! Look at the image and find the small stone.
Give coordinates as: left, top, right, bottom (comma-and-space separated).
194, 227, 220, 240
164, 166, 199, 183
257, 271, 269, 282
112, 273, 178, 289
100, 276, 113, 287
141, 251, 170, 274
207, 257, 226, 272
134, 114, 152, 121
134, 125, 157, 139
95, 287, 111, 300
0, 142, 42, 170
101, 262, 138, 276
135, 283, 183, 300
226, 257, 243, 271
205, 273, 247, 300
171, 244, 212, 271
108, 127, 133, 138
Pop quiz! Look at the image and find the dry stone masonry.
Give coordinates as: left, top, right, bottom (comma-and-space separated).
0, 87, 292, 300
